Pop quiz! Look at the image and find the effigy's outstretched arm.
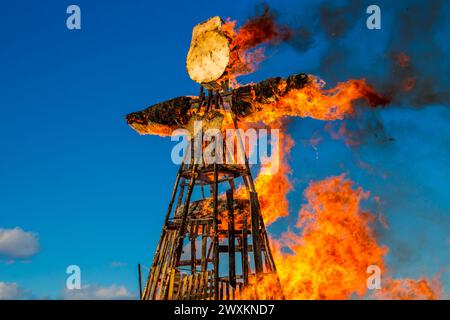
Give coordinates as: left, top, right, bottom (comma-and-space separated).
126, 73, 309, 136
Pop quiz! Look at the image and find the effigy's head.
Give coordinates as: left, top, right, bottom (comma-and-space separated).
186, 16, 230, 90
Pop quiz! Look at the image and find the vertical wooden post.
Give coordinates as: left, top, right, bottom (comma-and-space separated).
190, 223, 197, 275
225, 280, 230, 300
148, 230, 172, 299
138, 263, 142, 300
213, 163, 219, 300
250, 192, 263, 275
173, 140, 198, 267
201, 222, 210, 271
160, 231, 178, 299
167, 268, 176, 300
241, 209, 249, 286
226, 189, 236, 288
176, 178, 185, 207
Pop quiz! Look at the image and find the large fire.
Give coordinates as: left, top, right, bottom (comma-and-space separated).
131, 11, 443, 300
225, 12, 441, 300
249, 175, 442, 299
273, 175, 386, 300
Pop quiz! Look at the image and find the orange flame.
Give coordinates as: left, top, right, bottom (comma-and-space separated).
272, 175, 386, 299
222, 7, 291, 83
244, 77, 389, 125
247, 175, 441, 300
237, 77, 389, 227
252, 131, 294, 225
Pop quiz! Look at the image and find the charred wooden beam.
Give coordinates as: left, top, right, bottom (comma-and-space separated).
218, 244, 258, 253
190, 223, 197, 274
213, 163, 219, 300
241, 207, 249, 286
126, 74, 310, 135
250, 191, 264, 275
226, 189, 236, 288
200, 222, 210, 271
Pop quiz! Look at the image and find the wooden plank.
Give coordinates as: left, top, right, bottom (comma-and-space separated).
200, 271, 206, 300
176, 274, 182, 300
200, 222, 210, 271
219, 244, 256, 252
167, 269, 176, 300
198, 272, 204, 300
209, 270, 214, 300
219, 281, 223, 300
242, 207, 249, 286
186, 275, 193, 300
138, 264, 142, 300
204, 271, 209, 299
226, 189, 236, 288
176, 178, 186, 207
148, 230, 171, 299
158, 231, 177, 299
261, 221, 277, 273
189, 274, 196, 299
250, 192, 263, 275
213, 163, 219, 300
190, 223, 197, 274
194, 273, 200, 299
193, 273, 198, 299
173, 274, 181, 300
180, 275, 187, 300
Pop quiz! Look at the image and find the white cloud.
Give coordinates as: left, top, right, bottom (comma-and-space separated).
0, 282, 32, 300
62, 284, 136, 300
0, 227, 40, 259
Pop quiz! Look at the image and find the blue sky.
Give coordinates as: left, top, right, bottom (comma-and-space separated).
0, 0, 448, 299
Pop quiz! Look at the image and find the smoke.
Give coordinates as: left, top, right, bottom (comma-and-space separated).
234, 1, 449, 296
371, 0, 450, 107
293, 0, 448, 106
239, 0, 449, 149
231, 4, 291, 50
244, 1, 449, 107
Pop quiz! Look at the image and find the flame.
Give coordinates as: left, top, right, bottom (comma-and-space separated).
272, 175, 387, 299
235, 77, 388, 226
244, 175, 441, 300
222, 7, 290, 84
234, 79, 440, 298
252, 131, 294, 225
244, 77, 389, 124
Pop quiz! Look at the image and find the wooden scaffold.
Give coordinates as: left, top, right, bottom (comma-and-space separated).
128, 16, 285, 300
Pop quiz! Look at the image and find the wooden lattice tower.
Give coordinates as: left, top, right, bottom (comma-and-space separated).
140, 85, 283, 300
132, 16, 285, 300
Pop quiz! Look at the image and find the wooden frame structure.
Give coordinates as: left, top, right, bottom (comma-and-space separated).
140, 86, 283, 300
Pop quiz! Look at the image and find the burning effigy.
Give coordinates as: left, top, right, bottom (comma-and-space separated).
127, 13, 441, 300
